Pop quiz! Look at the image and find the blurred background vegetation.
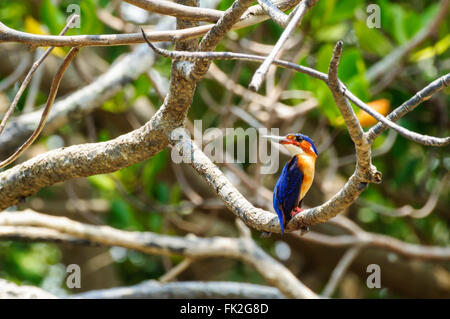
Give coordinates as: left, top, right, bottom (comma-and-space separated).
0, 0, 448, 298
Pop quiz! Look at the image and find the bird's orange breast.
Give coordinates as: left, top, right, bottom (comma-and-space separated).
296, 154, 316, 201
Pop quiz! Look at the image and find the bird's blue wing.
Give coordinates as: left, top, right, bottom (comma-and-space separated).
273, 156, 304, 235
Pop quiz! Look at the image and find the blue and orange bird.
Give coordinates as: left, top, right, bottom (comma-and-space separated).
264, 133, 318, 235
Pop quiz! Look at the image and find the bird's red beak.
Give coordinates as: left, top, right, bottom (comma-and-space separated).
262, 135, 290, 144
280, 139, 296, 145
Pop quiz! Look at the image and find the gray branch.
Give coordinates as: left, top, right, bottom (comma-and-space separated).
70, 280, 283, 299
0, 210, 318, 299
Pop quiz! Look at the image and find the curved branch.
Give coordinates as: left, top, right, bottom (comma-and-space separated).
0, 47, 79, 169
0, 211, 318, 299
0, 15, 78, 136
249, 0, 318, 91
0, 43, 157, 159
367, 73, 450, 143
321, 246, 361, 297
298, 230, 450, 261
142, 44, 450, 146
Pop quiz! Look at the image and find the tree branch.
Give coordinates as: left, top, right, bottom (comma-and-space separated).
321, 246, 361, 297
0, 43, 157, 159
124, 0, 223, 22
0, 0, 300, 47
367, 73, 450, 143
0, 210, 318, 299
70, 280, 283, 299
0, 47, 79, 169
249, 0, 318, 91
142, 44, 450, 146
0, 14, 79, 136
256, 0, 290, 27
0, 278, 57, 299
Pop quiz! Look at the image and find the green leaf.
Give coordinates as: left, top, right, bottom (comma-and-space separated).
101, 91, 128, 113
109, 198, 138, 229
79, 0, 103, 35
315, 43, 334, 73
148, 213, 162, 232
329, 0, 363, 24
338, 48, 366, 82
316, 24, 349, 42
88, 174, 115, 192
133, 74, 151, 98
142, 150, 168, 196
40, 0, 65, 34
310, 0, 337, 28
354, 21, 393, 56
381, 2, 408, 44
155, 182, 170, 204
347, 73, 370, 104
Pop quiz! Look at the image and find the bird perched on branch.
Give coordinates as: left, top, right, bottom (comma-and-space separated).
264, 133, 318, 235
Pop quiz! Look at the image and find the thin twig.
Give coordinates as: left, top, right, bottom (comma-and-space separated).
143, 42, 450, 147
321, 246, 362, 297
0, 0, 301, 47
346, 88, 450, 146
0, 47, 79, 169
367, 74, 450, 143
0, 15, 78, 136
248, 0, 318, 91
0, 52, 31, 92
159, 258, 193, 283
0, 210, 319, 299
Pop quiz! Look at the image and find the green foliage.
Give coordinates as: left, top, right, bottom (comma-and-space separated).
0, 242, 61, 285
0, 0, 448, 298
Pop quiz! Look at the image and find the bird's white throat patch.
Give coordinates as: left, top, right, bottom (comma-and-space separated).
283, 143, 306, 156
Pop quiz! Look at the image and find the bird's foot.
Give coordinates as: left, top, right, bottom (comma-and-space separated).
290, 207, 304, 217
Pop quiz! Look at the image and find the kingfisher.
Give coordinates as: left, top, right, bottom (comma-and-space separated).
264, 133, 318, 235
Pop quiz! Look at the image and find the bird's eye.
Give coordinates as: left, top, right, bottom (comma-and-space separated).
296, 136, 303, 142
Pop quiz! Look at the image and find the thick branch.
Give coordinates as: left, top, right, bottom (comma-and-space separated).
188, 0, 256, 80
0, 211, 318, 299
